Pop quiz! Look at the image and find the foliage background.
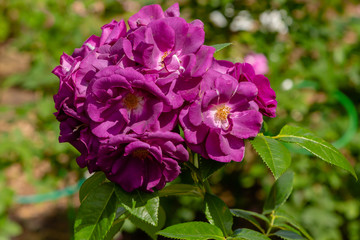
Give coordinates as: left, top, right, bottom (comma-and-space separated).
0, 0, 359, 239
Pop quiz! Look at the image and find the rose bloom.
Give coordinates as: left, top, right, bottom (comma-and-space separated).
180, 68, 263, 162
96, 132, 188, 192
124, 4, 215, 109
228, 62, 277, 118
53, 5, 198, 192
53, 20, 127, 171
212, 59, 277, 118
53, 3, 277, 191
85, 66, 173, 138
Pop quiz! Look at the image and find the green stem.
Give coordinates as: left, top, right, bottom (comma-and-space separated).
193, 153, 199, 168
188, 147, 194, 164
185, 152, 213, 195
203, 179, 213, 194
184, 161, 199, 174
266, 210, 276, 236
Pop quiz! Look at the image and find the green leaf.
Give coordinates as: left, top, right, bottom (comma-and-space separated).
273, 222, 302, 236
74, 182, 117, 240
158, 184, 202, 197
0, 218, 21, 238
103, 207, 128, 240
199, 157, 227, 180
230, 209, 267, 233
273, 125, 357, 179
204, 193, 233, 236
114, 207, 127, 219
275, 210, 313, 240
115, 187, 159, 226
103, 219, 124, 240
157, 222, 225, 240
250, 135, 291, 179
130, 206, 166, 240
263, 171, 294, 214
179, 125, 185, 139
231, 209, 270, 223
274, 230, 305, 240
79, 172, 106, 203
212, 43, 232, 53
230, 228, 271, 240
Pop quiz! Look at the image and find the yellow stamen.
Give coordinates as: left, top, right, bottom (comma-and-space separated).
161, 51, 170, 63
123, 93, 139, 110
215, 105, 231, 121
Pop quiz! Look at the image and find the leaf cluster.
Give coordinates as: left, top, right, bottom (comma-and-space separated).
74, 123, 357, 240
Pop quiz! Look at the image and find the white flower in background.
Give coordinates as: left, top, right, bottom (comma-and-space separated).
259, 9, 292, 34
210, 10, 227, 28
230, 10, 255, 32
281, 79, 294, 91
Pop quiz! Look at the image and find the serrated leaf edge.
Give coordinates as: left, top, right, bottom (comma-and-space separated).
157, 221, 225, 240
75, 183, 115, 240
273, 125, 357, 179
123, 197, 159, 227
251, 137, 276, 177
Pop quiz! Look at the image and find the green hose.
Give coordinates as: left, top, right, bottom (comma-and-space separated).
15, 178, 86, 204
288, 81, 358, 155
332, 90, 358, 149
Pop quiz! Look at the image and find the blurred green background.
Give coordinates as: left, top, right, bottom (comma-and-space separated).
0, 0, 359, 239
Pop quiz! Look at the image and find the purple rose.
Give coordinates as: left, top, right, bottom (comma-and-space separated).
96, 132, 188, 192
52, 3, 278, 192
53, 20, 128, 143
85, 66, 174, 138
180, 69, 263, 162
128, 3, 180, 30
58, 118, 99, 172
125, 13, 215, 108
73, 20, 127, 58
229, 63, 277, 118
126, 16, 214, 76
211, 59, 277, 118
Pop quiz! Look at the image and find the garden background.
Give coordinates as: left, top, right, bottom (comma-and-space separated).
0, 0, 360, 239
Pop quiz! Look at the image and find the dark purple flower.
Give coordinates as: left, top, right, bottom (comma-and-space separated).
128, 3, 180, 30
58, 118, 99, 172
96, 132, 188, 192
229, 63, 277, 118
180, 69, 263, 162
124, 13, 215, 108
73, 20, 127, 58
85, 66, 173, 138
126, 16, 214, 76
53, 20, 128, 142
211, 59, 277, 118
52, 3, 278, 192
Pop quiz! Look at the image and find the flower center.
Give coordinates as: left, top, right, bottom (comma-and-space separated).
215, 105, 231, 121
132, 149, 150, 160
160, 51, 170, 68
161, 51, 170, 63
123, 93, 140, 110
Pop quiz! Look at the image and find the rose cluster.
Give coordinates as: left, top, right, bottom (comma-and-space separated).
53, 4, 277, 192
